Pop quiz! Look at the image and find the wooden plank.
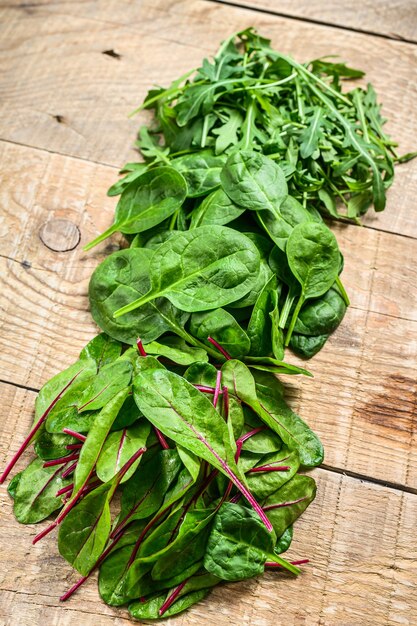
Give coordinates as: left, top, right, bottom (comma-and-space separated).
222, 0, 417, 43
1, 391, 416, 626
1, 141, 416, 489
0, 0, 416, 238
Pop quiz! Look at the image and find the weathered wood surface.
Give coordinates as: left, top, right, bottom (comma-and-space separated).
223, 0, 417, 43
0, 0, 416, 238
1, 382, 416, 625
1, 1, 417, 624
1, 140, 416, 490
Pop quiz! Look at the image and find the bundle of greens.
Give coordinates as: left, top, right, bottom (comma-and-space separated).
2, 333, 319, 618
2, 27, 410, 620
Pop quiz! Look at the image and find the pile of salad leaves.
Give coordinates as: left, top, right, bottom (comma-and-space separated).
2, 28, 412, 620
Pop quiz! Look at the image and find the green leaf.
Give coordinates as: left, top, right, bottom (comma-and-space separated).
13, 458, 71, 523
89, 247, 190, 345
78, 360, 133, 413
190, 308, 250, 358
84, 167, 188, 250
263, 475, 316, 537
96, 421, 151, 483
190, 188, 245, 229
113, 226, 260, 315
144, 335, 209, 365
172, 152, 225, 197
73, 388, 130, 493
221, 150, 287, 216
204, 502, 299, 580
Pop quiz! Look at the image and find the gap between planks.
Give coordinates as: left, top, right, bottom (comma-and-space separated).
204, 0, 417, 45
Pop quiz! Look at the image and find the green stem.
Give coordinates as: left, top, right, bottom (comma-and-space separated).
169, 210, 179, 231
278, 288, 297, 330
285, 293, 305, 346
266, 553, 301, 576
335, 276, 350, 306
84, 224, 118, 251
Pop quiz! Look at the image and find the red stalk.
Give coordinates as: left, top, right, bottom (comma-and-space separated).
265, 559, 309, 568
247, 465, 291, 473
136, 338, 147, 357
66, 443, 83, 450
193, 384, 217, 394
61, 460, 78, 479
43, 453, 79, 468
159, 580, 188, 616
263, 496, 308, 512
0, 371, 84, 483
207, 336, 231, 360
56, 483, 74, 497
154, 427, 170, 450
62, 428, 86, 442
213, 370, 222, 408
222, 386, 229, 420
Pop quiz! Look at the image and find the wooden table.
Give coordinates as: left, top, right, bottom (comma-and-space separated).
1, 1, 416, 624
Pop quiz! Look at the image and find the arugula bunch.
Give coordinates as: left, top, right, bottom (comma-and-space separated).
127, 27, 413, 221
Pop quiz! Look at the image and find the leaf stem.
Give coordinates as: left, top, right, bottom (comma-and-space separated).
284, 293, 305, 346
62, 429, 86, 442
0, 371, 84, 483
159, 580, 188, 616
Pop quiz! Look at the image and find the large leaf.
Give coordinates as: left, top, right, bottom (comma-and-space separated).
113, 226, 260, 315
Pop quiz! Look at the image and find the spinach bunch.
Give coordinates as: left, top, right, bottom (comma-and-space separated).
2, 334, 318, 618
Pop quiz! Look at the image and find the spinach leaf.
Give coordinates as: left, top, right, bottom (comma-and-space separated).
222, 361, 323, 467
34, 431, 77, 461
96, 421, 151, 483
133, 368, 270, 528
246, 447, 300, 499
79, 333, 122, 370
129, 588, 211, 619
246, 275, 278, 356
13, 458, 71, 523
285, 222, 340, 344
263, 475, 316, 537
221, 151, 287, 215
113, 226, 261, 316
73, 388, 130, 493
190, 308, 250, 359
190, 188, 245, 228
290, 333, 329, 358
89, 248, 190, 345
204, 502, 299, 580
78, 360, 133, 413
144, 335, 208, 365
58, 482, 113, 575
172, 152, 225, 197
293, 287, 346, 336
84, 167, 188, 250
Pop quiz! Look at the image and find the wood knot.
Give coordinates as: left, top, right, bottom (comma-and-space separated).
39, 219, 80, 252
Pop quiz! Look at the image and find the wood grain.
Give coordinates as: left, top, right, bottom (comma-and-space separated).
1, 386, 416, 626
0, 0, 416, 238
1, 140, 416, 490
222, 0, 417, 42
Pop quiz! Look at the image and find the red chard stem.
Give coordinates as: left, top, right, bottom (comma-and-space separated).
159, 580, 188, 616
213, 370, 222, 408
62, 429, 86, 442
0, 371, 83, 483
136, 338, 147, 357
207, 336, 231, 360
